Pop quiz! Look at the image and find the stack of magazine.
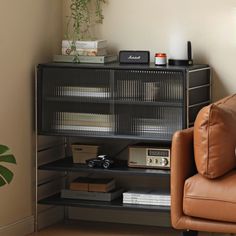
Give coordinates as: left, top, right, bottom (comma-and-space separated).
54, 39, 118, 64
123, 189, 170, 206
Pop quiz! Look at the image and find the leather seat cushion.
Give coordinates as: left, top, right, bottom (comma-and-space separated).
194, 94, 236, 179
183, 170, 236, 223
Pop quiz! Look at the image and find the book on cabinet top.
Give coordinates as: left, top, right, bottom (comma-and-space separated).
62, 47, 107, 56
53, 54, 118, 64
62, 39, 107, 49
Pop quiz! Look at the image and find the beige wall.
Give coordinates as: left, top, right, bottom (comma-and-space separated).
0, 0, 235, 230
64, 0, 236, 100
0, 0, 62, 229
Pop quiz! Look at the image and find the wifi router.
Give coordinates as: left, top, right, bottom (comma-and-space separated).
168, 41, 193, 66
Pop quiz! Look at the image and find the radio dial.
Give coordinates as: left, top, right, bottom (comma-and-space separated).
161, 158, 169, 166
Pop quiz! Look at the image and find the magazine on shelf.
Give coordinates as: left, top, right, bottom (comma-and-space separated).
58, 120, 112, 128
55, 112, 112, 121
123, 198, 170, 206
56, 86, 110, 98
123, 189, 170, 200
54, 125, 112, 132
54, 112, 114, 131
122, 189, 170, 206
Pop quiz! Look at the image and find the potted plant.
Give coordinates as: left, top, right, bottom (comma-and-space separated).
0, 145, 16, 187
64, 0, 107, 59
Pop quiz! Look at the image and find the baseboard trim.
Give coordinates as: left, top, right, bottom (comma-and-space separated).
0, 215, 34, 236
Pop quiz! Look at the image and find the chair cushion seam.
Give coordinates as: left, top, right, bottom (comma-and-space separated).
185, 195, 236, 204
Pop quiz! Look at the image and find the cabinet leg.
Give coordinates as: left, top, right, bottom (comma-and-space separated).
182, 230, 198, 236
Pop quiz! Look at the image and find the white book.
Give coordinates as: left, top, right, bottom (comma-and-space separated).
62, 47, 107, 56
75, 40, 107, 49
62, 40, 107, 49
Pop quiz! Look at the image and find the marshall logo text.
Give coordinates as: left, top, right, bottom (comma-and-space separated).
128, 55, 141, 60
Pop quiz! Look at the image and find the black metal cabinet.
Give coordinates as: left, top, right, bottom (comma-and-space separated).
36, 62, 210, 225
37, 63, 211, 142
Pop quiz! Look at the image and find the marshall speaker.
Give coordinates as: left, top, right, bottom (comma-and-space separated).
119, 50, 150, 64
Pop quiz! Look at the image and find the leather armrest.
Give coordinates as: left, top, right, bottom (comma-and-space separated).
171, 127, 197, 229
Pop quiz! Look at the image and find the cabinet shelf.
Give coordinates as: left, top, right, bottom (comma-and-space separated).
38, 193, 170, 212
45, 96, 183, 107
38, 131, 173, 143
39, 157, 170, 177
45, 96, 111, 104
114, 100, 182, 107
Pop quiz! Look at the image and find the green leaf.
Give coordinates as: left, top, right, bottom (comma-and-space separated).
0, 145, 9, 155
0, 165, 14, 184
0, 176, 6, 187
0, 154, 16, 164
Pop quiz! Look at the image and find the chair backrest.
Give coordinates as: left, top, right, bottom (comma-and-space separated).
194, 94, 236, 179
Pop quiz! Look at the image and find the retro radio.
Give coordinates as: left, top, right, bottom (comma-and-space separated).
128, 146, 170, 169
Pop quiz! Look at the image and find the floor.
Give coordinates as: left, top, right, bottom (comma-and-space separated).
29, 221, 179, 236
28, 221, 232, 236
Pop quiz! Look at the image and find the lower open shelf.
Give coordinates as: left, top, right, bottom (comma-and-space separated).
38, 193, 170, 212
38, 157, 170, 177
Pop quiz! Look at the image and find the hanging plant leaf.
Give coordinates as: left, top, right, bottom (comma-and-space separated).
0, 145, 9, 155
0, 154, 16, 164
0, 165, 14, 186
66, 0, 107, 41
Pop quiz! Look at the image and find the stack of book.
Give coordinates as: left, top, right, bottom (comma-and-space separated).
62, 39, 108, 56
54, 86, 111, 98
61, 177, 124, 201
123, 189, 171, 206
53, 40, 118, 64
54, 112, 114, 133
70, 177, 116, 192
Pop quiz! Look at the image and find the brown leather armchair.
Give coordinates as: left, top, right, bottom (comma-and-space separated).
171, 94, 236, 235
